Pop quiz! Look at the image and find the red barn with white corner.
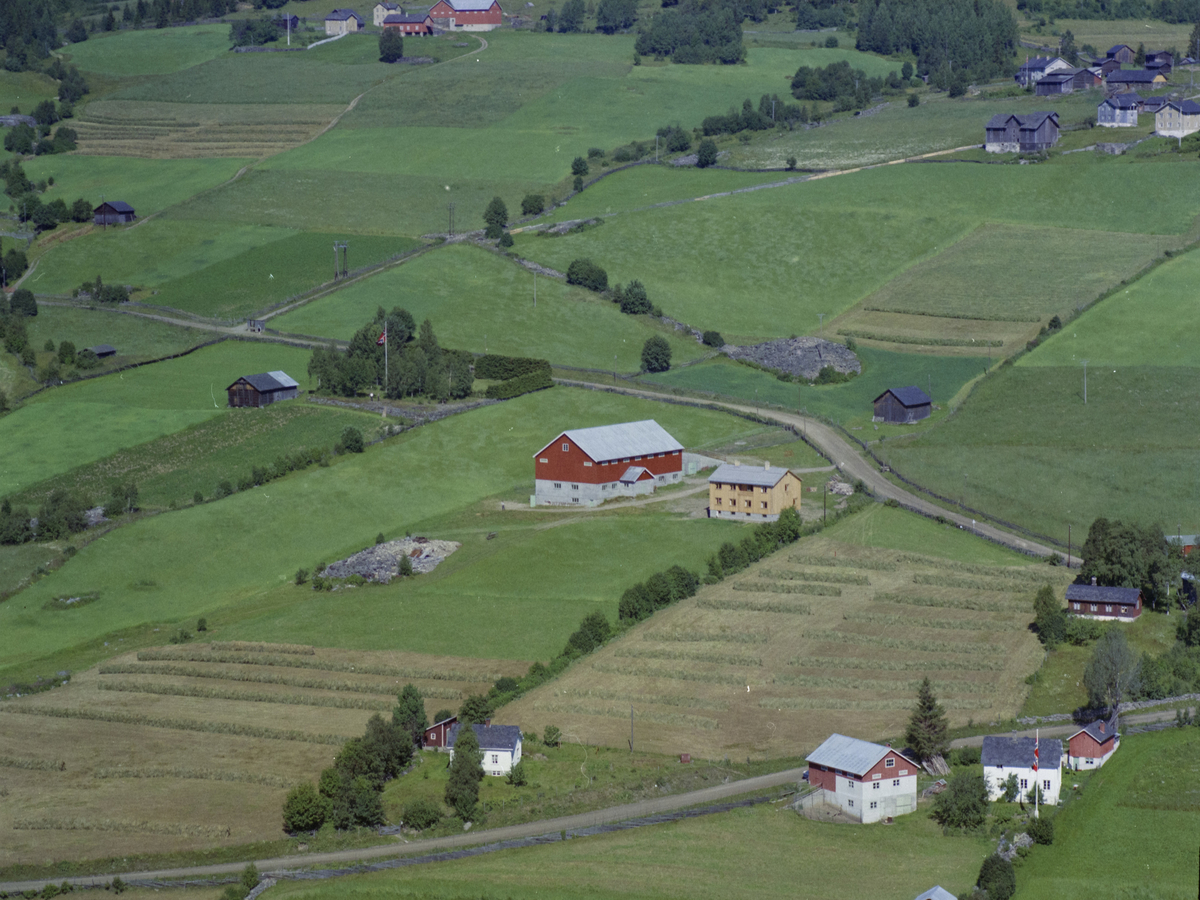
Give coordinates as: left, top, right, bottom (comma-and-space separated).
428, 0, 503, 30
533, 419, 683, 506
1066, 716, 1119, 770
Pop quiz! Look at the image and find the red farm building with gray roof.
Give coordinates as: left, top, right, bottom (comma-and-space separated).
533, 419, 683, 506
428, 0, 502, 29
805, 734, 921, 823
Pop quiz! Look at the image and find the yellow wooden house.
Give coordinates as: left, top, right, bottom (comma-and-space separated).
708, 462, 801, 521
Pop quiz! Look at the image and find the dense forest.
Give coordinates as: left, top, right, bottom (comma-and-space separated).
634, 0, 751, 64
1019, 0, 1200, 23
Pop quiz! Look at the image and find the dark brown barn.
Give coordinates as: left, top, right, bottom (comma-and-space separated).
87, 344, 117, 358
226, 370, 299, 408
873, 386, 932, 424
93, 201, 136, 225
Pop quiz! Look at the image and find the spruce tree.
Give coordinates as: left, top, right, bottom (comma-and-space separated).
394, 683, 428, 747
445, 724, 483, 820
904, 677, 949, 762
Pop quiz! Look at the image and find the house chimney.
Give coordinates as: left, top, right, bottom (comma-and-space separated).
764, 461, 770, 471
1091, 576, 1097, 586
1099, 721, 1105, 733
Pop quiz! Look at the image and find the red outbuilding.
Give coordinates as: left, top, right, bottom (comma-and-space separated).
382, 12, 433, 33
533, 419, 683, 506
1066, 716, 1119, 770
1065, 578, 1142, 621
423, 715, 458, 749
428, 0, 503, 30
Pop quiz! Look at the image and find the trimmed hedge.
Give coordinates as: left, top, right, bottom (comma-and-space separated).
485, 369, 554, 400
475, 354, 551, 381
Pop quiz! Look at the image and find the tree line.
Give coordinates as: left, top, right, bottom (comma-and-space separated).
1020, 0, 1200, 22
634, 0, 747, 64
2, 160, 94, 234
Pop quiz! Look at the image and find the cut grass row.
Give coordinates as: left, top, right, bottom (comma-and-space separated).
96, 662, 464, 698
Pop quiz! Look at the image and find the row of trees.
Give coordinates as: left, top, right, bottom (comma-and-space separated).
308, 309, 473, 402
634, 0, 746, 64
2, 161, 93, 234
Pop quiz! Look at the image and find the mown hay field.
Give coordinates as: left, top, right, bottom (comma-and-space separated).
502, 525, 1069, 758
23, 305, 209, 367
62, 24, 233, 76
0, 644, 524, 868
271, 243, 708, 370
1021, 18, 1195, 50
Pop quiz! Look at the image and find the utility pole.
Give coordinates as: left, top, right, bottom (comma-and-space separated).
817, 312, 826, 336
448, 202, 455, 237
629, 705, 634, 752
1082, 359, 1089, 404
1068, 524, 1072, 568
533, 271, 536, 307
823, 483, 827, 524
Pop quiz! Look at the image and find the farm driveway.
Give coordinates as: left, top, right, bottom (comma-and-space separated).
0, 767, 804, 892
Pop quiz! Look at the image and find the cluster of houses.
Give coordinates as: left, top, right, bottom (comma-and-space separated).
1015, 45, 1176, 95
324, 0, 503, 35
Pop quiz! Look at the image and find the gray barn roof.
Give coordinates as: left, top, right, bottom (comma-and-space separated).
874, 386, 931, 408
914, 889, 957, 900
325, 7, 364, 19
709, 462, 792, 488
447, 723, 522, 753
1166, 99, 1200, 114
1108, 70, 1161, 83
982, 736, 1062, 769
1068, 716, 1118, 745
88, 344, 117, 356
534, 419, 683, 463
1065, 583, 1141, 603
440, 0, 500, 9
619, 465, 650, 483
234, 371, 298, 393
95, 201, 135, 213
1103, 93, 1142, 109
806, 733, 917, 777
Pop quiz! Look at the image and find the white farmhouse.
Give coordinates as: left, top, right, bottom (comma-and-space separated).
447, 723, 522, 776
982, 736, 1062, 805
805, 734, 921, 823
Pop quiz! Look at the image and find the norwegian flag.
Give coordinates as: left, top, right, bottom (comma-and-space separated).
1032, 736, 1039, 773
376, 329, 387, 346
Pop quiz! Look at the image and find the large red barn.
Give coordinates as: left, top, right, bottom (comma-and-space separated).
428, 0, 502, 30
533, 419, 683, 506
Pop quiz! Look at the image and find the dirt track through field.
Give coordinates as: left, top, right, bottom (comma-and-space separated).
0, 767, 804, 892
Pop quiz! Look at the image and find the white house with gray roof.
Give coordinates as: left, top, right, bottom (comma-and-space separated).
982, 735, 1062, 805
805, 734, 921, 823
447, 723, 522, 776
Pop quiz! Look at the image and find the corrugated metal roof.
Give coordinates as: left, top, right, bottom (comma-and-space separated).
619, 466, 650, 483
534, 420, 683, 462
440, 0, 499, 9
1109, 70, 1159, 82
266, 370, 299, 389
1103, 93, 1142, 108
98, 201, 135, 213
1065, 584, 1141, 603
1068, 715, 1118, 745
914, 888, 957, 900
447, 723, 522, 753
708, 463, 792, 488
325, 8, 363, 19
874, 386, 931, 408
982, 736, 1062, 769
806, 734, 911, 776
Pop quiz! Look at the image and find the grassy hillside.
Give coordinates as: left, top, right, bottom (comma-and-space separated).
62, 24, 233, 76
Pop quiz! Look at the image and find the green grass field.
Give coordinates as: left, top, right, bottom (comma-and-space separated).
1021, 18, 1196, 52
0, 386, 768, 682
513, 160, 1200, 341
0, 69, 61, 116
271, 242, 708, 368
23, 305, 209, 362
62, 25, 233, 76
0, 340, 311, 498
640, 348, 989, 429
1020, 246, 1200, 368
827, 502, 1032, 566
1016, 728, 1200, 900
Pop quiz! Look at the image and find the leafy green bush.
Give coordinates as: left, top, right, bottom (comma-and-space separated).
475, 355, 551, 380
567, 258, 608, 292
403, 797, 443, 830
977, 854, 1015, 900
485, 369, 554, 400
543, 725, 561, 747
702, 330, 724, 347
1027, 814, 1054, 845
282, 782, 329, 833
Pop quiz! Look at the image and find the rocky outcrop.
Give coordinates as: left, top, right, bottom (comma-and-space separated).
723, 336, 861, 381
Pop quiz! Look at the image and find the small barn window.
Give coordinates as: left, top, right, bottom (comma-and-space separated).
893, 779, 900, 787
1105, 605, 1112, 613
761, 502, 768, 509
571, 484, 579, 490
1091, 604, 1098, 612
584, 462, 592, 467
1074, 603, 1080, 610
492, 754, 498, 764
885, 758, 895, 768
744, 500, 751, 508
899, 769, 908, 776
553, 482, 562, 489
1042, 779, 1050, 791
872, 782, 880, 790
539, 458, 548, 463
1121, 607, 1128, 615
562, 443, 569, 452
847, 800, 854, 808
1020, 779, 1028, 789
869, 801, 877, 809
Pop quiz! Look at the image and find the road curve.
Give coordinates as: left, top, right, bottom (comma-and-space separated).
0, 768, 805, 892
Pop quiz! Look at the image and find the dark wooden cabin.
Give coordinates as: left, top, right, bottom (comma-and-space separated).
88, 344, 117, 358
226, 370, 299, 408
93, 201, 136, 226
873, 386, 932, 424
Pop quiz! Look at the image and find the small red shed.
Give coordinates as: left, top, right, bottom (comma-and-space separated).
1066, 716, 1119, 770
423, 715, 458, 749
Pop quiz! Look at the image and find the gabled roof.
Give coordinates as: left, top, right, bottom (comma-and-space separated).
533, 419, 683, 462
619, 465, 653, 483
88, 344, 117, 355
1067, 715, 1119, 746
709, 462, 794, 489
806, 734, 918, 777
384, 12, 430, 21
435, 0, 500, 9
1065, 583, 1141, 603
1107, 44, 1133, 56
874, 385, 931, 408
231, 371, 298, 393
1108, 70, 1162, 83
325, 7, 364, 20
1142, 96, 1170, 111
1164, 99, 1200, 114
447, 723, 522, 753
1145, 60, 1171, 70
914, 889, 957, 900
1102, 92, 1142, 109
982, 736, 1062, 769
1019, 56, 1066, 70
95, 201, 134, 213
1037, 72, 1075, 84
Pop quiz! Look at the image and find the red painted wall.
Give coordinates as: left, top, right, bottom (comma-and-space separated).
534, 435, 682, 485
807, 764, 836, 792
1068, 731, 1113, 758
429, 0, 502, 23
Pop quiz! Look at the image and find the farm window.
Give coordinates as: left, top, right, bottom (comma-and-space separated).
553, 482, 562, 489
1020, 779, 1028, 790
562, 443, 569, 452
899, 770, 908, 776
572, 484, 579, 490
893, 779, 900, 787
885, 758, 894, 768
715, 498, 722, 505
572, 498, 579, 503
492, 755, 498, 764
584, 462, 592, 467
744, 500, 751, 508
1121, 607, 1128, 615
869, 801, 877, 810
761, 502, 768, 509
847, 800, 854, 808
539, 458, 548, 463
1043, 779, 1051, 791
872, 773, 880, 780
1091, 604, 1098, 612
1074, 603, 1080, 610
872, 782, 880, 790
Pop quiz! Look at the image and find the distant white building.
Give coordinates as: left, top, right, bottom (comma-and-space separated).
982, 736, 1062, 806
447, 723, 522, 776
914, 888, 957, 900
805, 734, 921, 823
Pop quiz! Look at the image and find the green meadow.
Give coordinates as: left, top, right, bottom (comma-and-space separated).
824, 502, 1031, 566
0, 387, 765, 679
23, 304, 209, 361
640, 348, 989, 427
1017, 728, 1200, 900
1020, 246, 1200, 368
0, 341, 311, 498
272, 243, 708, 369
0, 69, 60, 116
268, 798, 992, 900
62, 24, 233, 76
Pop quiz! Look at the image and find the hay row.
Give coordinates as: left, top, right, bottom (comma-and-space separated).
788, 655, 1005, 672
802, 630, 1003, 655
93, 767, 290, 788
13, 817, 233, 838
789, 555, 896, 571
732, 581, 841, 597
96, 680, 392, 711
590, 663, 753, 686
0, 706, 349, 745
773, 673, 996, 694
614, 647, 763, 667
697, 597, 813, 614
873, 592, 1020, 613
530, 700, 718, 730
894, 554, 1054, 581
912, 573, 1031, 593
557, 688, 728, 711
209, 641, 315, 656
98, 662, 463, 699
759, 568, 870, 585
842, 612, 1020, 631
0, 755, 64, 771
136, 649, 500, 682
758, 696, 994, 711
646, 629, 770, 644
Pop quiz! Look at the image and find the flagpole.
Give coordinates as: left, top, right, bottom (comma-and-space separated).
1034, 728, 1039, 819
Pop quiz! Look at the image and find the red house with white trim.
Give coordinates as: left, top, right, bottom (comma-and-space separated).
423, 715, 458, 749
533, 419, 683, 506
1066, 716, 1119, 770
805, 734, 921, 823
1065, 578, 1142, 621
383, 12, 434, 33
428, 0, 502, 29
